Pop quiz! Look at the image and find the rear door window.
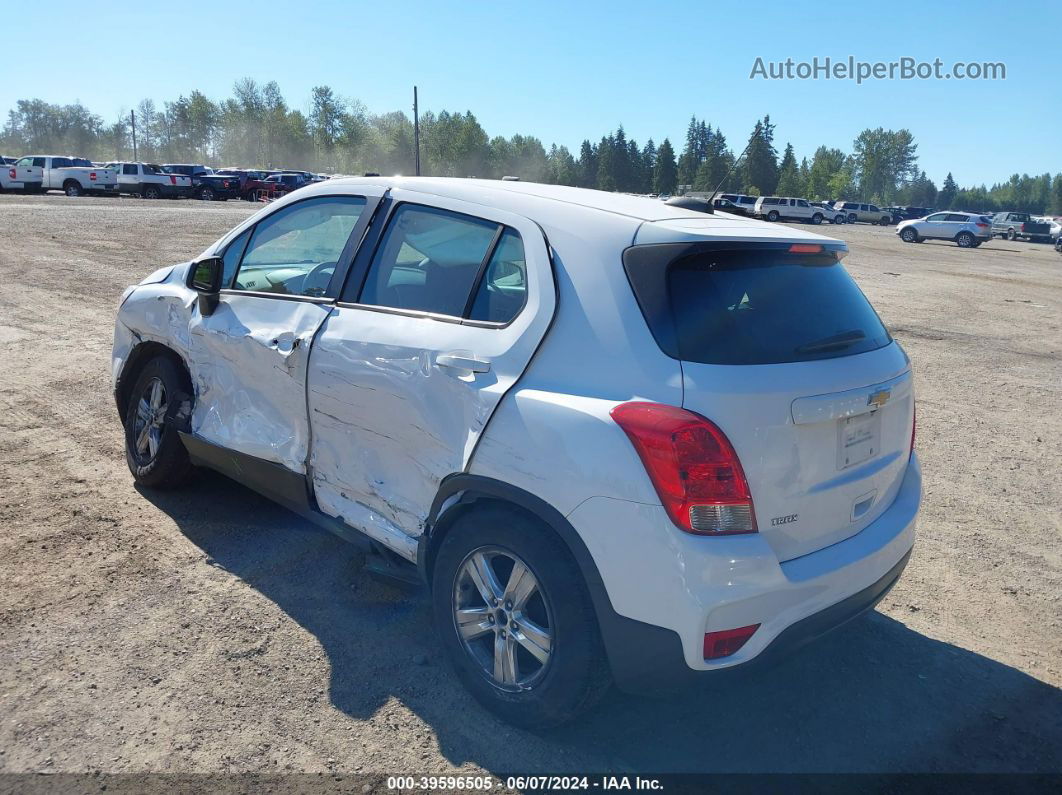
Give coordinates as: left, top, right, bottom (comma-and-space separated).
625, 247, 891, 365
467, 229, 527, 323
358, 204, 501, 318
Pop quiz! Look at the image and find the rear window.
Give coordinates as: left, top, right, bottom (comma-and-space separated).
625, 246, 891, 366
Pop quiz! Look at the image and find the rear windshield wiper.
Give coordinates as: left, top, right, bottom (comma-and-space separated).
795, 329, 866, 354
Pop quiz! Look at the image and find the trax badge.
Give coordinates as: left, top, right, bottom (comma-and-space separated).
771, 514, 798, 526
867, 388, 891, 409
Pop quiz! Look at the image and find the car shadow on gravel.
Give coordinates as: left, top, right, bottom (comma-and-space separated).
139, 476, 1062, 774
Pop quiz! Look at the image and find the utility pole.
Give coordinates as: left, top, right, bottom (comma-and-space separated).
130, 110, 138, 161
413, 86, 420, 176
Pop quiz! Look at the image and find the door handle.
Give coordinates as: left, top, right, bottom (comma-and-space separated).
436, 353, 490, 373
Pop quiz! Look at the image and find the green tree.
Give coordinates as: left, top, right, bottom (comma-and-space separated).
654, 138, 677, 194
851, 127, 918, 203
577, 139, 597, 188
775, 142, 804, 196
742, 116, 778, 195
938, 172, 958, 209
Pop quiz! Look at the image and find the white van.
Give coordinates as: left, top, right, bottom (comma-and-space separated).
753, 196, 824, 224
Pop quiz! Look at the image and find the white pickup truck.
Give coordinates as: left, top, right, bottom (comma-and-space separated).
0, 158, 43, 192
15, 155, 118, 196
105, 161, 193, 199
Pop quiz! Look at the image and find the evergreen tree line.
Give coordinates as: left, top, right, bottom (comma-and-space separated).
3, 80, 1060, 214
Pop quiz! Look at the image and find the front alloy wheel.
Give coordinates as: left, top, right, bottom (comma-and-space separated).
132, 377, 167, 463
453, 547, 554, 690
123, 355, 193, 488
901, 227, 918, 243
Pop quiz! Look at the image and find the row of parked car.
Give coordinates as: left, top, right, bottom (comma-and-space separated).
0, 154, 331, 201
671, 192, 1062, 250
702, 194, 936, 226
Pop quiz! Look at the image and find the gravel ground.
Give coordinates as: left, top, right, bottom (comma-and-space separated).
0, 193, 1059, 777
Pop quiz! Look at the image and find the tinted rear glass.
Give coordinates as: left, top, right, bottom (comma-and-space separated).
645, 250, 891, 365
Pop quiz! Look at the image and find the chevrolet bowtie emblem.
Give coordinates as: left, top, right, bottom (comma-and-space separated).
867, 388, 891, 409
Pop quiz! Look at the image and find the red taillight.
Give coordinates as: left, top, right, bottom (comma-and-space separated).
704, 624, 760, 659
89, 171, 97, 181
976, 222, 989, 229
7, 168, 14, 179
610, 402, 756, 535
788, 243, 821, 253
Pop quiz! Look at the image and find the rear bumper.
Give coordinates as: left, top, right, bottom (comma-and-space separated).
568, 454, 921, 693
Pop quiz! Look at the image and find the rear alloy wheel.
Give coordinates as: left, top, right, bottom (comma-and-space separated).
64, 181, 82, 197
1006, 229, 1017, 241
956, 231, 975, 248
900, 227, 919, 243
143, 185, 161, 200
766, 210, 780, 222
198, 186, 215, 201
811, 212, 823, 225
453, 548, 554, 691
432, 506, 610, 728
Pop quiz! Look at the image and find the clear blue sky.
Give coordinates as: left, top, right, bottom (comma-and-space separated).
3, 0, 1058, 186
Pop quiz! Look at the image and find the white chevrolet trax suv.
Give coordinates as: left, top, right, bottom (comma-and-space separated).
112, 178, 920, 727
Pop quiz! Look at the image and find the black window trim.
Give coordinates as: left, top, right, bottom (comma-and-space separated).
335, 199, 530, 329
202, 192, 379, 303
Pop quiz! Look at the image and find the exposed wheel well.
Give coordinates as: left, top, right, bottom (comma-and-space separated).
116, 341, 191, 419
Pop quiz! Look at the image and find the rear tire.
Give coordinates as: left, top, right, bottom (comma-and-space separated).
956, 231, 975, 248
63, 180, 82, 197
123, 356, 194, 488
198, 186, 215, 201
143, 185, 161, 200
432, 505, 610, 728
1006, 228, 1017, 241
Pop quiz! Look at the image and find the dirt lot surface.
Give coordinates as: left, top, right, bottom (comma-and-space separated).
1, 193, 1060, 777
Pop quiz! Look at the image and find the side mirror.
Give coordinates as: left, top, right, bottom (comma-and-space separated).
189, 256, 224, 316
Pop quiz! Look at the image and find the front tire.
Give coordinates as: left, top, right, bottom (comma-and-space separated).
811, 212, 823, 225
123, 356, 193, 488
143, 185, 161, 200
900, 227, 919, 243
766, 210, 780, 222
432, 505, 610, 728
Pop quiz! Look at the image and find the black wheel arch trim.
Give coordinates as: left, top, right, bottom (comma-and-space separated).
115, 339, 192, 419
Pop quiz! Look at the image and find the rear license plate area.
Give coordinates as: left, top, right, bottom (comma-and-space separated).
837, 411, 881, 470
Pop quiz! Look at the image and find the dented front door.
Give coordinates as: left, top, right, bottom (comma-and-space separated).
185, 192, 377, 473
188, 295, 333, 472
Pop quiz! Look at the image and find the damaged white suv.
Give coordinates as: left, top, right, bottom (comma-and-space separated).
112, 178, 920, 727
